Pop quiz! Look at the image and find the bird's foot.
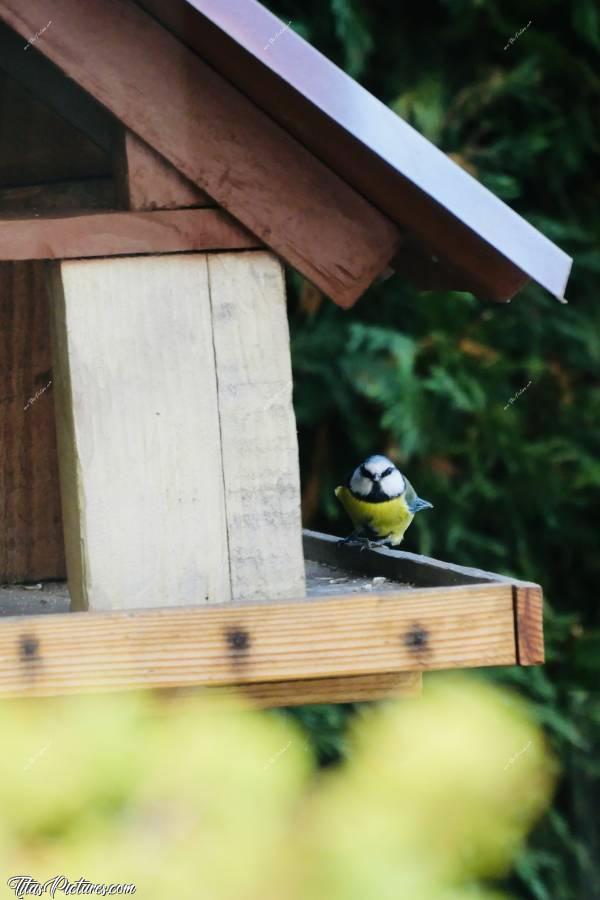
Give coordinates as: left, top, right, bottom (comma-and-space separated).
338, 534, 364, 547
362, 536, 394, 551
339, 534, 391, 552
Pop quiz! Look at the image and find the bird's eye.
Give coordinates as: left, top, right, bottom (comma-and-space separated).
360, 465, 371, 479
382, 467, 394, 477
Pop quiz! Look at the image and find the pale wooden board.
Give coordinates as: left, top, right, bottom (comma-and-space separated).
47, 254, 232, 611
305, 531, 545, 668
0, 208, 260, 260
0, 261, 65, 581
0, 563, 421, 704
0, 0, 402, 307
115, 130, 212, 211
0, 568, 421, 707
208, 252, 305, 602
0, 582, 517, 697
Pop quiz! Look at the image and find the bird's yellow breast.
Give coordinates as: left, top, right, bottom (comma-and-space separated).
335, 486, 413, 545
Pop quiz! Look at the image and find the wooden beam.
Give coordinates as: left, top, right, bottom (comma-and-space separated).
208, 252, 305, 602
162, 672, 423, 708
0, 208, 261, 261
0, 261, 65, 581
0, 582, 518, 697
0, 22, 115, 153
48, 254, 232, 611
0, 178, 115, 214
115, 130, 212, 211
0, 0, 402, 307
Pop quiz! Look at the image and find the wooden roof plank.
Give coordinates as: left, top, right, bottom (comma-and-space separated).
0, 0, 402, 306
140, 0, 572, 302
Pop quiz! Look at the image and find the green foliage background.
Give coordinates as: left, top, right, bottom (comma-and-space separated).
263, 1, 600, 898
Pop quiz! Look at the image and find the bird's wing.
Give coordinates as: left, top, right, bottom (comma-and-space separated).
403, 476, 418, 507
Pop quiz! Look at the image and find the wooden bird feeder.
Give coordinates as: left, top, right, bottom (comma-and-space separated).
0, 0, 571, 704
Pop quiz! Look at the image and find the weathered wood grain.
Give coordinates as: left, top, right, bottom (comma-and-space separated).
0, 582, 517, 697
0, 178, 115, 214
0, 0, 402, 306
0, 261, 65, 581
47, 254, 231, 611
0, 208, 260, 260
304, 531, 546, 668
209, 252, 305, 602
161, 672, 423, 708
513, 584, 544, 665
115, 130, 212, 211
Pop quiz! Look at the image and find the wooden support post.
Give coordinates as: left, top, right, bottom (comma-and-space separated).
209, 252, 305, 602
114, 130, 212, 211
47, 250, 304, 611
0, 261, 65, 582
48, 254, 231, 611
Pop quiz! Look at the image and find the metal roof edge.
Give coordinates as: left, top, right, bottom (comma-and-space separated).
183, 0, 573, 301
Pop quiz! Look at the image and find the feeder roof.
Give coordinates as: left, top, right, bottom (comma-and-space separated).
138, 0, 572, 304
0, 0, 572, 305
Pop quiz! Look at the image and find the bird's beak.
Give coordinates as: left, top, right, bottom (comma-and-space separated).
411, 497, 433, 512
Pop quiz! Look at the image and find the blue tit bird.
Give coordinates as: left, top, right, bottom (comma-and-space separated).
335, 454, 433, 548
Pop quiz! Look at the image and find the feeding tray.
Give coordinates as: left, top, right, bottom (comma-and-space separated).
0, 531, 543, 706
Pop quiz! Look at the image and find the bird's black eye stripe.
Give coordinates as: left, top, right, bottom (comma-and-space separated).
382, 467, 394, 477
360, 465, 371, 479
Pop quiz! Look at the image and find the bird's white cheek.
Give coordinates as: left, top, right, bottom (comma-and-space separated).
382, 471, 405, 496
350, 474, 372, 497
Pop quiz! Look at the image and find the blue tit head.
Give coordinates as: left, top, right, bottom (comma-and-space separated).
349, 454, 406, 503
349, 454, 433, 511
